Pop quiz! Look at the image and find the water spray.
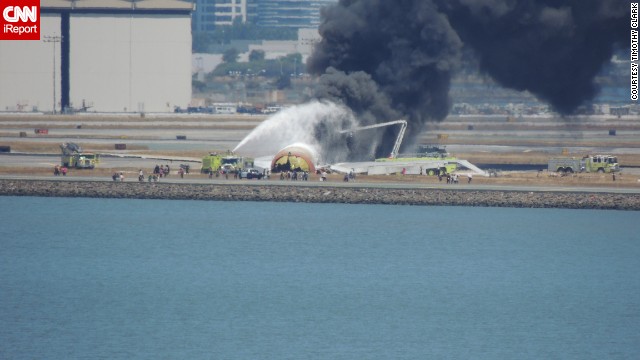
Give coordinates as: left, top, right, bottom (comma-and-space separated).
233, 100, 361, 164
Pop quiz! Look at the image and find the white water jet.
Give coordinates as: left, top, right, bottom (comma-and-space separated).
233, 101, 357, 163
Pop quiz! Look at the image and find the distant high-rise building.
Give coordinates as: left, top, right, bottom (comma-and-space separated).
193, 0, 217, 32
193, 0, 336, 32
213, 0, 248, 26
255, 0, 336, 28
193, 0, 250, 31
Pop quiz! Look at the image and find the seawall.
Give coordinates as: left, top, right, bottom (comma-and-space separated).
1, 179, 639, 210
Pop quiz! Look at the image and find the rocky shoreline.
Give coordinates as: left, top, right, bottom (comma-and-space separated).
1, 179, 639, 210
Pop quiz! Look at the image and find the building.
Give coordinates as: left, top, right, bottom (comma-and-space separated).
246, 28, 320, 61
193, 0, 257, 31
193, 0, 216, 32
255, 0, 335, 28
192, 0, 336, 31
0, 0, 193, 113
214, 0, 247, 26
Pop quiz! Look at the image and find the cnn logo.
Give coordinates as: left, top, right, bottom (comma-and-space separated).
4, 6, 37, 22
1, 1, 40, 40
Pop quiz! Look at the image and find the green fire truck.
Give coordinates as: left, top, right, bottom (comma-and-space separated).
201, 152, 252, 174
548, 155, 620, 174
60, 143, 99, 169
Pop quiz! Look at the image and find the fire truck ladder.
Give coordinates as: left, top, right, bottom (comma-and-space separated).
339, 120, 407, 159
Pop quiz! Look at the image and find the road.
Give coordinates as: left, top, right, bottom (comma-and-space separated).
2, 113, 640, 155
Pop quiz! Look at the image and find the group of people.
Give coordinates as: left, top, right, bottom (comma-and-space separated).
441, 173, 472, 184
206, 167, 268, 180
343, 171, 356, 182
207, 167, 224, 179
53, 165, 68, 176
446, 173, 460, 184
153, 164, 171, 178
114, 165, 177, 183
138, 165, 185, 182
279, 170, 308, 181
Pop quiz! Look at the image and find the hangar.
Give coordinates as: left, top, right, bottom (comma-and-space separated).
0, 0, 192, 113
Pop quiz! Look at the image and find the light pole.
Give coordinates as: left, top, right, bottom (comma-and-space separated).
43, 35, 61, 114
196, 56, 203, 81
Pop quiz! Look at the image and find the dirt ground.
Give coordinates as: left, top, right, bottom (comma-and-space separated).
2, 140, 638, 189
5, 141, 640, 168
1, 113, 639, 188
1, 164, 637, 189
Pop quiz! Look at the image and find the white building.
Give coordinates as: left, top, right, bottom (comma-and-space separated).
246, 28, 320, 62
255, 0, 336, 28
214, 0, 247, 26
0, 0, 193, 113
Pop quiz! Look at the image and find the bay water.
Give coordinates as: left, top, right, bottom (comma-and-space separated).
1, 196, 638, 359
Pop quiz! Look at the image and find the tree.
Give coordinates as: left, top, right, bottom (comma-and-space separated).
192, 26, 297, 53
222, 48, 239, 63
209, 52, 306, 79
249, 49, 265, 62
275, 74, 291, 89
284, 53, 302, 64
192, 79, 206, 93
283, 53, 303, 76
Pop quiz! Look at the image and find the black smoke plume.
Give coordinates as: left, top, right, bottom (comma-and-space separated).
444, 0, 629, 114
309, 0, 462, 157
308, 0, 629, 157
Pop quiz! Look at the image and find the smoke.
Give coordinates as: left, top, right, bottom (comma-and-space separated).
308, 0, 629, 156
309, 0, 462, 157
444, 0, 628, 114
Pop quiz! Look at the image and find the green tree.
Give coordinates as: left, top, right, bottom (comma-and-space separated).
249, 49, 265, 62
209, 52, 306, 79
192, 25, 297, 53
192, 79, 206, 92
284, 53, 302, 64
222, 48, 239, 63
275, 74, 291, 89
283, 53, 303, 75
192, 32, 211, 52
